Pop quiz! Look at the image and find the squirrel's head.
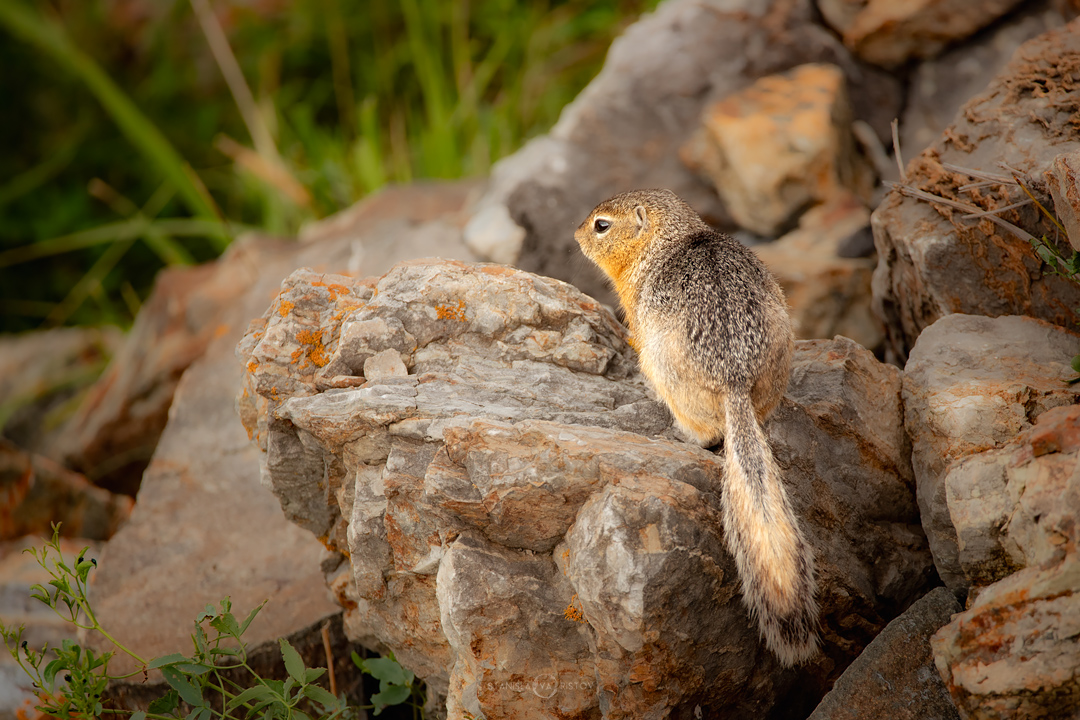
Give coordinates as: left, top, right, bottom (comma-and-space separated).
575, 188, 706, 283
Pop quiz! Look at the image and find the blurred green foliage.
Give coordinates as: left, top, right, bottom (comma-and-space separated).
0, 0, 657, 334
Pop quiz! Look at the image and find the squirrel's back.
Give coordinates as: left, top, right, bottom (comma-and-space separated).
575, 189, 818, 666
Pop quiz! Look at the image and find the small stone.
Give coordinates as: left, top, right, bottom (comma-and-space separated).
818, 0, 1026, 69
363, 349, 408, 381
685, 64, 871, 236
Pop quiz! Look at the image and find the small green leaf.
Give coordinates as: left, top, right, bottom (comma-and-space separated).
1071, 355, 1080, 373
301, 684, 338, 709
209, 647, 241, 656
161, 666, 203, 707
226, 684, 276, 709
371, 684, 411, 708
131, 712, 146, 720
210, 613, 240, 638
238, 600, 267, 635
148, 653, 189, 669
362, 657, 407, 686
175, 662, 213, 675
148, 689, 180, 715
303, 667, 325, 683
43, 658, 65, 685
293, 710, 313, 720
350, 650, 363, 669
279, 638, 305, 683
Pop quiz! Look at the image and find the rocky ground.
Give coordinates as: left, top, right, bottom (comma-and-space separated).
3, 1, 1079, 719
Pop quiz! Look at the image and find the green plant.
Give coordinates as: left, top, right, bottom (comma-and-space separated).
1, 526, 423, 719
350, 651, 423, 717
1, 0, 656, 333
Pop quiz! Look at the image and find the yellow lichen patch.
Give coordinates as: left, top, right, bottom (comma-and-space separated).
436, 299, 467, 321
246, 360, 258, 374
564, 593, 588, 624
296, 328, 330, 367
312, 280, 351, 301
278, 299, 295, 317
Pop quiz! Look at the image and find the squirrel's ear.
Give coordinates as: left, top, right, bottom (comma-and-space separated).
634, 205, 648, 235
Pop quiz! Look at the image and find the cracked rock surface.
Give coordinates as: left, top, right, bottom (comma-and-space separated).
238, 259, 934, 719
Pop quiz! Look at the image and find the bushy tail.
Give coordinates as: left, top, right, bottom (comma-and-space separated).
721, 391, 819, 666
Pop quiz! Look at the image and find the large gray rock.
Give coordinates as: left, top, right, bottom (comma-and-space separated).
807, 586, 961, 720
902, 314, 1079, 595
872, 19, 1080, 362
238, 260, 935, 719
464, 0, 901, 309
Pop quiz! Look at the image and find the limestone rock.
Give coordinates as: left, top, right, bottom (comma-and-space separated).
902, 314, 1079, 593
0, 440, 132, 541
682, 64, 872, 237
900, 1, 1074, 157
238, 260, 935, 718
753, 196, 881, 350
807, 586, 961, 720
872, 20, 1080, 362
932, 559, 1080, 718
465, 0, 901, 309
818, 0, 1026, 69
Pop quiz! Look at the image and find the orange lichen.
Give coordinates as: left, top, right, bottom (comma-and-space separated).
278, 299, 295, 317
312, 280, 351, 301
296, 328, 330, 367
246, 360, 258, 374
564, 594, 588, 624
436, 299, 467, 321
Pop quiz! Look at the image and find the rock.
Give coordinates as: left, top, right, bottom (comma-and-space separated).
238, 260, 936, 718
817, 0, 1026, 69
900, 1, 1074, 157
932, 562, 1080, 718
465, 0, 901, 309
807, 586, 962, 720
752, 196, 882, 350
84, 182, 478, 687
0, 440, 132, 541
902, 314, 1079, 593
0, 327, 122, 454
681, 64, 872, 237
931, 401, 1080, 717
872, 20, 1080, 362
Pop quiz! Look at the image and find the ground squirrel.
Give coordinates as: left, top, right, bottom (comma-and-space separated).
575, 188, 819, 666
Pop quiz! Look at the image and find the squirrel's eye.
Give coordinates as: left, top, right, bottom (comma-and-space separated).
594, 218, 612, 233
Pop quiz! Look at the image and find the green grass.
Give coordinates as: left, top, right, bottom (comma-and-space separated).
0, 0, 657, 334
